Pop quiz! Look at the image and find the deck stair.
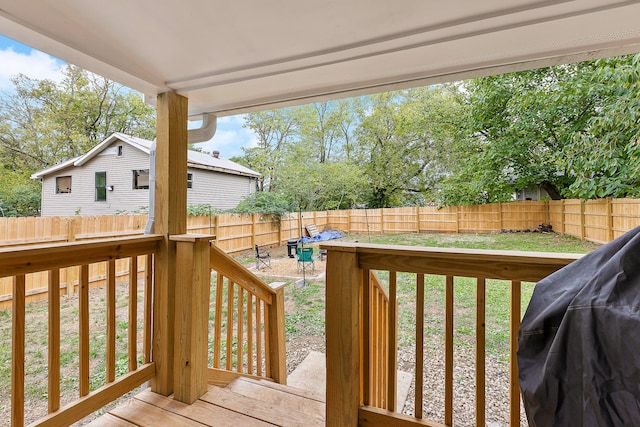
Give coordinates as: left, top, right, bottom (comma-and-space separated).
88, 377, 326, 426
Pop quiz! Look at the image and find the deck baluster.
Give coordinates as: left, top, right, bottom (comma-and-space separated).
476, 278, 486, 426
12, 274, 26, 427
387, 271, 397, 412
445, 275, 454, 426
510, 281, 522, 426
128, 256, 138, 372
415, 273, 425, 419
107, 259, 116, 383
48, 269, 61, 414
79, 264, 90, 397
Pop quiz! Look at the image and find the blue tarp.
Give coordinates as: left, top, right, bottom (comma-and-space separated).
298, 230, 343, 244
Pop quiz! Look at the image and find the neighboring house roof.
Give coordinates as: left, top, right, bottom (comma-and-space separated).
31, 133, 260, 179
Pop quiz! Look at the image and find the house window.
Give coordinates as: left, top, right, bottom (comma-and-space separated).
95, 172, 107, 201
187, 173, 193, 189
133, 169, 150, 189
117, 145, 123, 157
55, 176, 72, 194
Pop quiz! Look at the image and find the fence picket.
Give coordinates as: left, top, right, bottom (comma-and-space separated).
0, 199, 638, 308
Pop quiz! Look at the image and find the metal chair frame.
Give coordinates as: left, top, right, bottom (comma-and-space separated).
254, 244, 271, 270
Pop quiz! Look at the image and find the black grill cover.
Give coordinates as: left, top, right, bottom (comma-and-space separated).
518, 226, 640, 426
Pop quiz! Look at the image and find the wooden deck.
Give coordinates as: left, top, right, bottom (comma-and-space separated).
87, 378, 326, 426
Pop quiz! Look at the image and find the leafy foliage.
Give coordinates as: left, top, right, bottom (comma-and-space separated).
186, 204, 223, 216
0, 65, 156, 216
566, 55, 640, 198
439, 54, 640, 204
0, 169, 41, 216
4, 54, 640, 216
239, 87, 467, 210
231, 191, 295, 222
353, 88, 466, 207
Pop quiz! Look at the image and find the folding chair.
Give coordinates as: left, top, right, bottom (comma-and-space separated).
254, 244, 271, 270
296, 247, 316, 273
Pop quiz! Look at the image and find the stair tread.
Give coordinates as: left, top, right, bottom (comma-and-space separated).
133, 389, 271, 426
226, 378, 326, 419
204, 383, 324, 426
244, 377, 326, 403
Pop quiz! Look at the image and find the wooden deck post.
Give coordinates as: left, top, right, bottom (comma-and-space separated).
268, 282, 287, 384
171, 234, 214, 403
325, 246, 360, 426
152, 92, 188, 396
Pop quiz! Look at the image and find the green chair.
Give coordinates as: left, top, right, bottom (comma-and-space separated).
296, 247, 316, 273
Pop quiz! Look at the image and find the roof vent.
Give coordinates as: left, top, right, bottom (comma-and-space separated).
212, 150, 220, 158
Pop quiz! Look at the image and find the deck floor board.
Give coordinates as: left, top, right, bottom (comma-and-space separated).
89, 379, 326, 427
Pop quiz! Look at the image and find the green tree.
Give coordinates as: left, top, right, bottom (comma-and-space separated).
296, 100, 356, 163
1, 65, 155, 169
239, 109, 298, 192
0, 64, 156, 216
232, 191, 295, 224
565, 54, 640, 198
0, 169, 40, 217
354, 87, 465, 207
277, 142, 365, 211
440, 56, 640, 205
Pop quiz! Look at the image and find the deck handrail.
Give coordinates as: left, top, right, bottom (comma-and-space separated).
209, 243, 286, 385
323, 241, 583, 427
1, 235, 161, 427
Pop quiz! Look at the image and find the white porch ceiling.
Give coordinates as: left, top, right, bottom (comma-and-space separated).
1, 0, 640, 117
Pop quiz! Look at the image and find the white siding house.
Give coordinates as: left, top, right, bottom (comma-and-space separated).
32, 133, 259, 216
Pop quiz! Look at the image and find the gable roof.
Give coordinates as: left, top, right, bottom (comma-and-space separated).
31, 133, 260, 179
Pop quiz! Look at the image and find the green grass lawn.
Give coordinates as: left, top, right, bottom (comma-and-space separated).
282, 232, 599, 358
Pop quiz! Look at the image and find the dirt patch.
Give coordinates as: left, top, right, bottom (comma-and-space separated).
250, 255, 327, 280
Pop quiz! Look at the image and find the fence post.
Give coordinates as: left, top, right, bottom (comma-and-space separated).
213, 215, 219, 247
65, 217, 78, 296
251, 213, 257, 248
170, 234, 214, 404
277, 214, 282, 245
545, 200, 550, 226
560, 200, 565, 235
498, 203, 503, 232
580, 199, 586, 240
415, 206, 420, 233
455, 206, 460, 234
607, 197, 614, 242
380, 209, 384, 234
67, 218, 76, 242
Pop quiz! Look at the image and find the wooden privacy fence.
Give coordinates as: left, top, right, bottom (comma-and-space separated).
0, 199, 639, 308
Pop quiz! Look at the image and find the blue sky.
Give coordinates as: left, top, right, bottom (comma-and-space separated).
0, 35, 256, 159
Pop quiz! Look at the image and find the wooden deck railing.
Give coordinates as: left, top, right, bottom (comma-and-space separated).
363, 271, 391, 410
208, 243, 287, 386
323, 242, 582, 427
0, 235, 161, 427
1, 233, 287, 425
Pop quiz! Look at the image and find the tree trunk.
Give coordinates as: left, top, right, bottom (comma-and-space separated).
540, 181, 562, 200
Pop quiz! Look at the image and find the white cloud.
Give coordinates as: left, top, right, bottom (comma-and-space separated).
0, 48, 64, 91
193, 114, 258, 158
217, 114, 246, 126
